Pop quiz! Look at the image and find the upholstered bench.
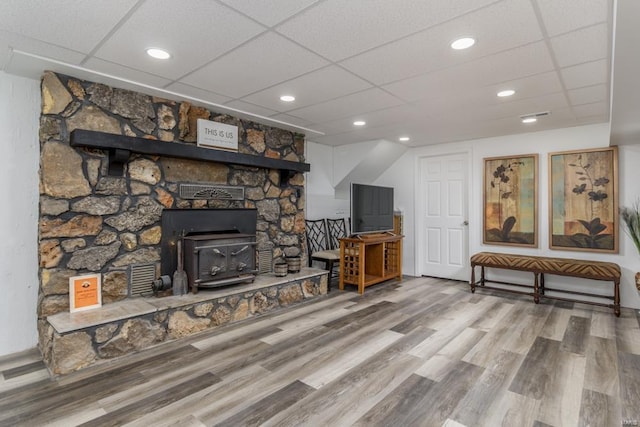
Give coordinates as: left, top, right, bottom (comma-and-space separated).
470, 252, 621, 316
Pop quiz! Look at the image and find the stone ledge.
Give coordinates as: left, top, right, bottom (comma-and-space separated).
48, 268, 327, 334
43, 268, 328, 375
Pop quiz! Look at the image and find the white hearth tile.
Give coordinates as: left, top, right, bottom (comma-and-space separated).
48, 299, 158, 334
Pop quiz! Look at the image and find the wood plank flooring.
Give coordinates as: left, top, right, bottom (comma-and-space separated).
1, 276, 639, 426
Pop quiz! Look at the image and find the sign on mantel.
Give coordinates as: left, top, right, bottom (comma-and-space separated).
197, 119, 238, 151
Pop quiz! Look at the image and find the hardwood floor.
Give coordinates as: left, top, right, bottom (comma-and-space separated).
1, 276, 639, 426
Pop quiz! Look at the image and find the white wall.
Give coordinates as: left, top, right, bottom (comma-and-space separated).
305, 141, 349, 219
0, 71, 40, 355
372, 151, 417, 274
308, 123, 640, 309
386, 123, 640, 309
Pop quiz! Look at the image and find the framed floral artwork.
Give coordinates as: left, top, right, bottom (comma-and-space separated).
483, 154, 538, 247
549, 147, 618, 253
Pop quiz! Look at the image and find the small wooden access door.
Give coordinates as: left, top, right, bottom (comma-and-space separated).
339, 233, 403, 294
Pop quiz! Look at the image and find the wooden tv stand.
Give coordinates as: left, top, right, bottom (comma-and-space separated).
339, 233, 403, 294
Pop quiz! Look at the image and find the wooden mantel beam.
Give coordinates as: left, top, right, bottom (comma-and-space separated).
70, 129, 310, 184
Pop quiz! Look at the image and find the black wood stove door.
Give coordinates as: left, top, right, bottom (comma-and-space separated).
183, 233, 257, 291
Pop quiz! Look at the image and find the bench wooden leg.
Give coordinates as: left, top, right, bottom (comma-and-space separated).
533, 273, 540, 304
614, 279, 621, 317
470, 264, 476, 293
539, 272, 545, 296
480, 266, 486, 287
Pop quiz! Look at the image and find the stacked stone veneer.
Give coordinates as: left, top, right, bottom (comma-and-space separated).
37, 71, 311, 373
49, 274, 327, 375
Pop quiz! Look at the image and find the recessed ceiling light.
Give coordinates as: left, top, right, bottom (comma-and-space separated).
280, 95, 295, 102
353, 120, 366, 126
451, 37, 475, 50
497, 89, 515, 97
521, 117, 537, 124
399, 136, 410, 142
146, 48, 171, 60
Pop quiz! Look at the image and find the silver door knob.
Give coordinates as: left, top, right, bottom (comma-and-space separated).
463, 220, 469, 226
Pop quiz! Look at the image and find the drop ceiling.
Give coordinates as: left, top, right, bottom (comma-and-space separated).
0, 0, 619, 147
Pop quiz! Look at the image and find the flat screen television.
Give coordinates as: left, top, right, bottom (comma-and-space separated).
350, 183, 395, 235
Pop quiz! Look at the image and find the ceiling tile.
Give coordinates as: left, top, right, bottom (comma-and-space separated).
464, 41, 556, 84
0, 0, 615, 148
550, 23, 608, 68
276, 0, 496, 61
267, 113, 315, 129
576, 114, 608, 127
561, 59, 609, 90
219, 0, 320, 27
287, 88, 404, 124
94, 0, 265, 80
568, 84, 608, 106
382, 66, 480, 103
164, 82, 233, 105
572, 101, 609, 119
340, 0, 543, 85
83, 58, 173, 89
490, 71, 564, 100
0, 29, 87, 71
313, 105, 424, 135
223, 100, 280, 118
383, 41, 555, 103
240, 66, 372, 111
0, 0, 137, 53
536, 0, 611, 37
411, 71, 564, 117
424, 92, 571, 132
181, 32, 328, 98
3, 49, 75, 80
477, 92, 569, 121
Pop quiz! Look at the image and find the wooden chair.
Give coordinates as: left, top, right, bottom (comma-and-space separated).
326, 217, 348, 250
305, 219, 340, 288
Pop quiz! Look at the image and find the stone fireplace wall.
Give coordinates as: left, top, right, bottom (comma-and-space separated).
38, 72, 306, 352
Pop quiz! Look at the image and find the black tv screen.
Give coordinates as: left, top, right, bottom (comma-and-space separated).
350, 183, 394, 235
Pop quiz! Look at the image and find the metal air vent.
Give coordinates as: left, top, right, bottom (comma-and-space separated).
257, 243, 274, 274
520, 111, 551, 120
179, 184, 244, 200
130, 263, 157, 296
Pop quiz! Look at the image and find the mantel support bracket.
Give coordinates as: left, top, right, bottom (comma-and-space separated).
108, 148, 131, 176
279, 169, 297, 188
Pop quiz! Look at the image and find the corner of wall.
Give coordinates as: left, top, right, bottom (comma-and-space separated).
0, 71, 41, 356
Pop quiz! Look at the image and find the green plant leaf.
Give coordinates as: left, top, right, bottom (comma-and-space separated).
619, 200, 640, 255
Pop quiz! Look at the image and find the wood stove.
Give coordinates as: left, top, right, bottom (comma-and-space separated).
160, 209, 259, 292
183, 233, 257, 293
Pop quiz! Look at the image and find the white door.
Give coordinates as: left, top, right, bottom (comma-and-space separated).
420, 153, 469, 280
